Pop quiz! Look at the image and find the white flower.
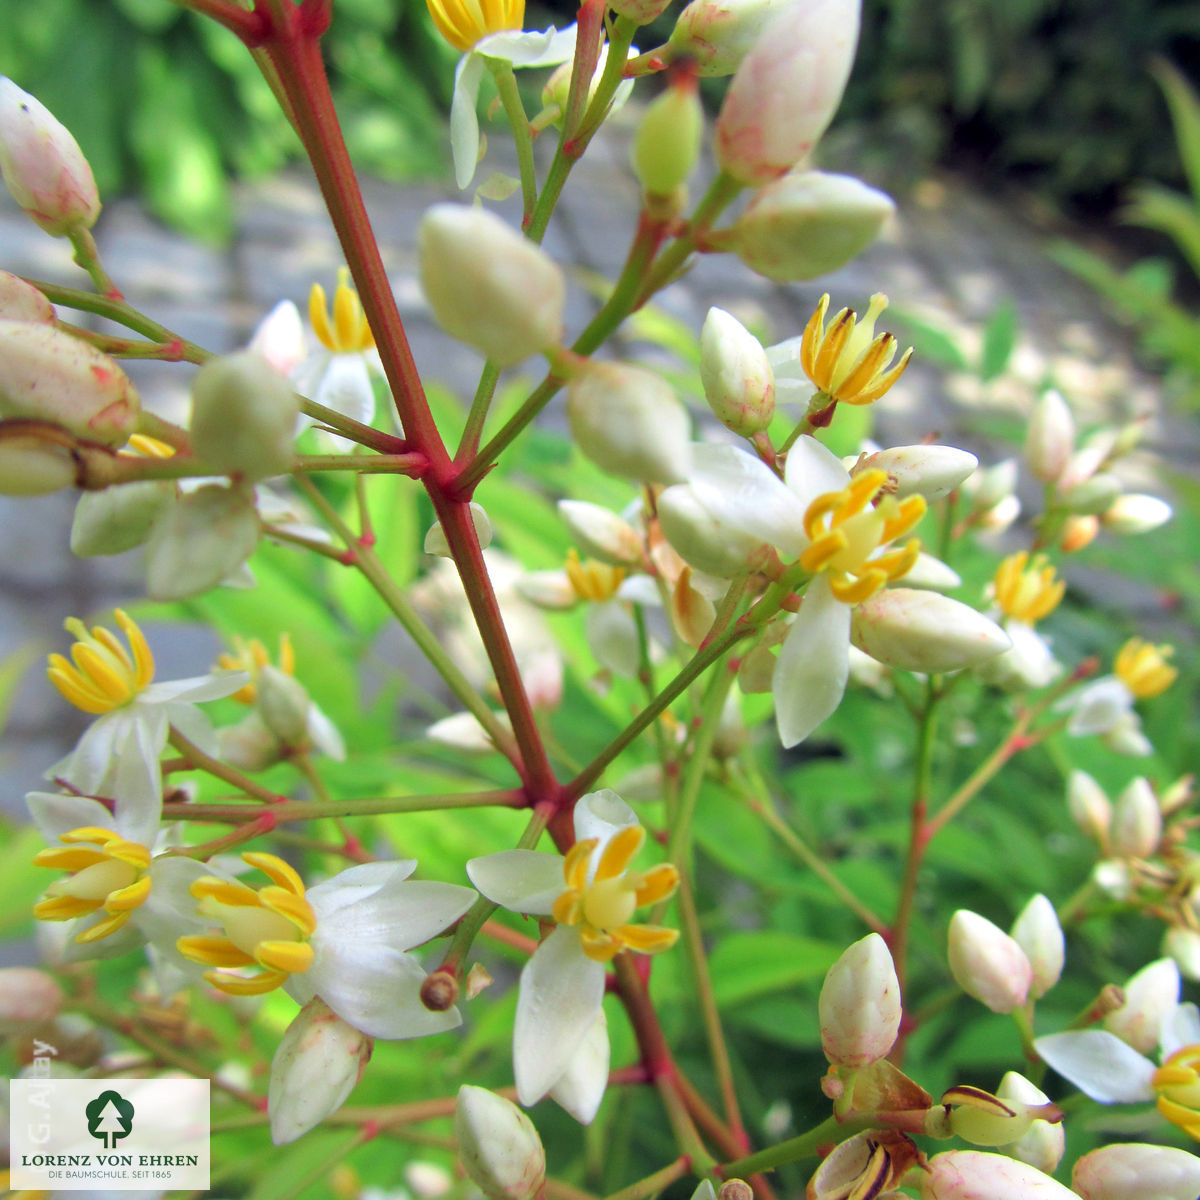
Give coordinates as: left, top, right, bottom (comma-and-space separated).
467, 791, 679, 1111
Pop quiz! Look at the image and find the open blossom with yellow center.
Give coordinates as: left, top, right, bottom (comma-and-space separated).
992, 551, 1066, 625
1116, 637, 1177, 699
468, 790, 679, 1107
309, 269, 375, 355
217, 633, 295, 705
47, 608, 154, 715
34, 826, 151, 944
798, 468, 925, 604
1153, 1043, 1200, 1139
426, 0, 524, 52
565, 549, 627, 603
799, 293, 913, 407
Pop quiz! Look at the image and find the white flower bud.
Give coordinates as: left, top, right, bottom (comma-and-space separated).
730, 170, 893, 282
427, 710, 511, 754
0, 270, 54, 323
920, 1150, 1078, 1199
855, 445, 978, 501
1163, 927, 1200, 982
0, 422, 79, 494
819, 932, 902, 1066
947, 910, 1032, 1013
455, 1085, 546, 1200
1061, 471, 1121, 516
1110, 776, 1161, 858
1092, 858, 1133, 900
700, 308, 775, 435
658, 482, 767, 576
1103, 958, 1180, 1055
558, 500, 641, 564
0, 320, 139, 445
0, 967, 64, 1033
268, 997, 371, 1145
669, 0, 797, 76
217, 710, 285, 772
0, 78, 100, 235
714, 0, 860, 184
975, 621, 1060, 692
1025, 390, 1074, 483
900, 552, 961, 593
257, 665, 313, 748
1009, 895, 1064, 1000
70, 481, 173, 556
963, 458, 1018, 512
996, 1073, 1064, 1174
1072, 1143, 1200, 1200
851, 589, 1010, 674
144, 483, 260, 601
425, 502, 492, 557
566, 361, 690, 483
1102, 493, 1173, 534
419, 205, 564, 366
515, 569, 577, 610
978, 493, 1020, 533
189, 352, 300, 482
632, 74, 702, 198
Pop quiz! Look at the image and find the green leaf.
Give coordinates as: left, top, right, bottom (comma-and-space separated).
1122, 183, 1200, 281
1150, 58, 1200, 208
0, 825, 47, 939
888, 310, 969, 372
709, 932, 842, 1006
980, 301, 1017, 381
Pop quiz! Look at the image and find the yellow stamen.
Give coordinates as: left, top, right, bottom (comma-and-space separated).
1153, 1044, 1200, 1141
308, 268, 375, 354
46, 609, 156, 715
1116, 637, 1177, 699
216, 633, 295, 705
992, 551, 1066, 625
799, 293, 912, 406
125, 434, 176, 459
565, 549, 627, 603
425, 0, 525, 52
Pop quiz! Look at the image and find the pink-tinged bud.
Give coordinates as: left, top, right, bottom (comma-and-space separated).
855, 445, 978, 502
1025, 390, 1074, 483
700, 307, 775, 434
947, 910, 1032, 1014
0, 78, 100, 235
0, 966, 64, 1032
819, 932, 902, 1067
1102, 493, 1173, 535
419, 205, 565, 366
730, 170, 894, 282
669, 0, 798, 76
558, 501, 642, 565
920, 1150, 1079, 1199
1110, 776, 1161, 858
455, 1085, 546, 1200
996, 1073, 1064, 1174
1163, 927, 1200, 982
0, 420, 80, 494
714, 0, 861, 184
1072, 1143, 1200, 1200
0, 270, 54, 323
658, 482, 768, 577
566, 361, 690, 483
268, 997, 372, 1145
610, 0, 673, 23
632, 73, 703, 200
1010, 894, 1064, 1000
0, 320, 139, 445
1066, 769, 1111, 843
851, 589, 1010, 674
1102, 958, 1180, 1055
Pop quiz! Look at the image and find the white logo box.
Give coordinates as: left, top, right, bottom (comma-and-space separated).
10, 1077, 209, 1190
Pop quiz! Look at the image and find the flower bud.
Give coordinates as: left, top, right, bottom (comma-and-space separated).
1102, 958, 1180, 1055
1163, 927, 1200, 982
427, 710, 511, 754
0, 966, 64, 1033
1102, 493, 1172, 534
558, 500, 641, 565
669, 0, 797, 76
996, 1073, 1064, 1174
0, 420, 80, 494
1058, 513, 1099, 553
714, 0, 860, 184
70, 481, 173, 556
189, 352, 300, 482
0, 269, 54, 323
1061, 472, 1121, 516
610, 0, 673, 23
425, 502, 492, 556
963, 458, 1017, 513
851, 589, 1010, 674
541, 45, 635, 130
658, 482, 767, 577
566, 361, 690, 483
632, 73, 703, 199
269, 998, 371, 1145
455, 1086, 546, 1200
947, 910, 1032, 1014
419, 205, 565, 366
1072, 1143, 1200, 1200
1025, 390, 1073, 483
217, 710, 286, 772
0, 78, 100, 234
1110, 777, 1161, 858
819, 932, 902, 1067
807, 1130, 915, 1199
920, 1150, 1078, 1199
976, 620, 1059, 691
854, 445, 977, 501
1010, 894, 1064, 1000
935, 1084, 1054, 1148
257, 664, 313, 748
699, 308, 775, 435
730, 170, 893, 282
0, 320, 139, 445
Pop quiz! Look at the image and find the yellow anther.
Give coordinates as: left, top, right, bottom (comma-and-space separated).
799, 293, 912, 406
308, 268, 375, 354
124, 434, 176, 458
565, 549, 627, 603
1116, 637, 1177, 699
992, 551, 1066, 625
32, 826, 153, 944
177, 852, 316, 996
552, 828, 679, 963
216, 633, 294, 704
46, 609, 156, 715
1153, 1044, 1200, 1140
425, 0, 525, 52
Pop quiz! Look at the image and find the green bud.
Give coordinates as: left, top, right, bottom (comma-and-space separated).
632, 75, 703, 198
0, 419, 78, 494
71, 481, 173, 556
257, 664, 312, 748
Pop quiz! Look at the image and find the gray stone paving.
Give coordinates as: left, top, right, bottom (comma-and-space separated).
1, 107, 1192, 813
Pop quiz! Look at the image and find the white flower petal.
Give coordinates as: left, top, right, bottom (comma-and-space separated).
783, 436, 854, 510
314, 878, 475, 952
1034, 1030, 1157, 1103
306, 861, 418, 913
1062, 677, 1133, 736
1162, 1001, 1200, 1058
573, 790, 638, 846
549, 1008, 610, 1124
142, 671, 249, 705
585, 600, 641, 677
477, 24, 577, 66
314, 352, 376, 426
306, 703, 346, 761
163, 700, 217, 758
26, 792, 115, 844
514, 925, 606, 1105
451, 53, 488, 189
57, 712, 121, 793
615, 574, 662, 607
248, 300, 306, 376
113, 714, 166, 815
467, 850, 564, 916
773, 576, 850, 747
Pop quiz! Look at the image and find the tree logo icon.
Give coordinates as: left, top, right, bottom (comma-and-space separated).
85, 1090, 135, 1149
